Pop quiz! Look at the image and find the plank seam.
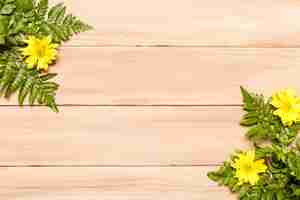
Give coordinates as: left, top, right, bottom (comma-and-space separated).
0, 104, 243, 107
0, 164, 222, 168
62, 45, 300, 48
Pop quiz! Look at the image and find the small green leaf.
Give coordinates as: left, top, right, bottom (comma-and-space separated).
15, 0, 34, 12
0, 34, 5, 44
0, 15, 9, 34
0, 4, 16, 14
40, 73, 57, 81
240, 86, 253, 105
240, 117, 258, 126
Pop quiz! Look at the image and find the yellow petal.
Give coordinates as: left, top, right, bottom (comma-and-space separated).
254, 159, 267, 172
246, 150, 255, 161
37, 59, 49, 71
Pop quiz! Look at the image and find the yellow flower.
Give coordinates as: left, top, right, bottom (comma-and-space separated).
21, 36, 58, 71
271, 89, 300, 126
232, 150, 267, 185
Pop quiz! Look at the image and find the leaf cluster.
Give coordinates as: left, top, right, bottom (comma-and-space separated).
0, 0, 92, 112
209, 144, 300, 200
0, 50, 59, 111
208, 87, 300, 200
240, 87, 300, 145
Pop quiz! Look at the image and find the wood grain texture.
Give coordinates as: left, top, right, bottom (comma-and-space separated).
0, 106, 248, 166
53, 0, 300, 47
1, 47, 299, 105
0, 166, 235, 200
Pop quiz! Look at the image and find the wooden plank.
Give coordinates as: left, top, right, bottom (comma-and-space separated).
2, 47, 299, 105
52, 0, 300, 47
0, 106, 248, 166
0, 166, 235, 200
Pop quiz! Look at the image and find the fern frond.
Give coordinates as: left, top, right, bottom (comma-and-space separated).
0, 0, 92, 112
0, 53, 59, 112
2, 0, 92, 46
36, 0, 48, 19
39, 2, 92, 43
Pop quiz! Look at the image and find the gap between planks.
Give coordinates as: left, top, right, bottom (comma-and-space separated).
0, 164, 220, 168
62, 45, 300, 48
0, 104, 242, 107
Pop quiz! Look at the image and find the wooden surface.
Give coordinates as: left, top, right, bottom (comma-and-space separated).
0, 106, 249, 166
4, 0, 300, 199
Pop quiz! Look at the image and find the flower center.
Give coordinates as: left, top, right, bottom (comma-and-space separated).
35, 44, 47, 57
282, 101, 293, 112
242, 162, 254, 173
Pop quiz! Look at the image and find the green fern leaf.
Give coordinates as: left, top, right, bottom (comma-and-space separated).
0, 54, 60, 112
38, 3, 92, 43
36, 0, 48, 18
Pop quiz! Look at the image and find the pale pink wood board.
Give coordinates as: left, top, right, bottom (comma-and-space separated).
0, 167, 236, 200
54, 0, 300, 47
0, 106, 249, 166
1, 47, 300, 105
